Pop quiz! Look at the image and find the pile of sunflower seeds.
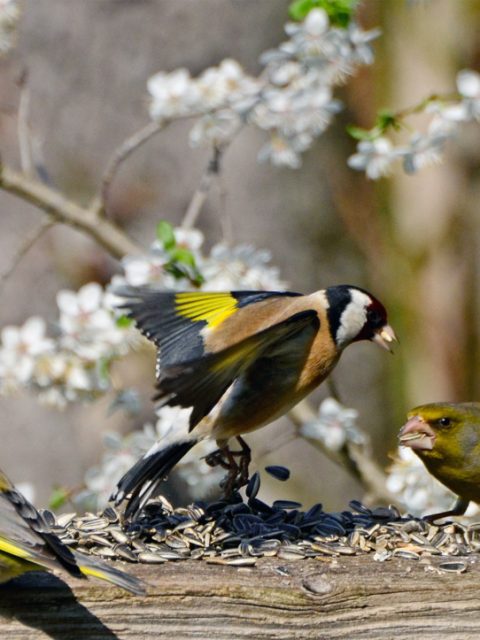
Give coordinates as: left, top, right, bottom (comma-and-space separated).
43, 467, 480, 569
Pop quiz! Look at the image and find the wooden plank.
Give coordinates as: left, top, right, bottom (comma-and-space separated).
1, 556, 480, 639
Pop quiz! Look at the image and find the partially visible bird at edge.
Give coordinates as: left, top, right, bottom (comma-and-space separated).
0, 468, 145, 594
399, 402, 480, 522
111, 285, 397, 520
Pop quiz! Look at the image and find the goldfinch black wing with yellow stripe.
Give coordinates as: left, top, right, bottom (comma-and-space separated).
115, 285, 317, 428
0, 470, 145, 594
114, 286, 302, 372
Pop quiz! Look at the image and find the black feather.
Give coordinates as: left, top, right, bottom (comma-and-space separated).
3, 486, 82, 578
112, 440, 196, 519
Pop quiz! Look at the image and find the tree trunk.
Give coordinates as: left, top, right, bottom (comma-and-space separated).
1, 556, 479, 639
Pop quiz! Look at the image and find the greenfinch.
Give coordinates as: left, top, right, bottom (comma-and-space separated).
399, 402, 480, 520
112, 284, 396, 518
0, 468, 145, 594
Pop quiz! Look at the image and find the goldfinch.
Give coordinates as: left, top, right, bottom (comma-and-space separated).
399, 402, 480, 521
112, 285, 396, 518
0, 469, 145, 594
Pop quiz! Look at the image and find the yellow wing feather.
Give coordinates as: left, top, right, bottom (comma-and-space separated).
175, 292, 238, 329
0, 536, 31, 559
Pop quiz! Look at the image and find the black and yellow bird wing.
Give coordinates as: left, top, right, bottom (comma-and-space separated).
115, 287, 320, 430
0, 470, 80, 577
0, 470, 145, 594
115, 286, 302, 373
156, 309, 320, 430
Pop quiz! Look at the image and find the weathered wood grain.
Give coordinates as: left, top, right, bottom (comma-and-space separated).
1, 555, 480, 640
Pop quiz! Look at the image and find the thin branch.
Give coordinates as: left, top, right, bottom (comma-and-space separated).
0, 217, 54, 294
216, 170, 233, 243
17, 71, 34, 176
0, 163, 142, 259
182, 145, 223, 229
94, 121, 164, 218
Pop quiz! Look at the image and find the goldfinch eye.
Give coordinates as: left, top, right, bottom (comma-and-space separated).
367, 308, 383, 326
438, 417, 451, 427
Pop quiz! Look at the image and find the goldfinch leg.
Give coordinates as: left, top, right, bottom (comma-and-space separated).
423, 497, 470, 523
204, 449, 232, 470
235, 436, 251, 485
219, 446, 241, 497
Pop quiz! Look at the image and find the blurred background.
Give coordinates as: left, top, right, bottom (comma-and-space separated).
1, 0, 480, 511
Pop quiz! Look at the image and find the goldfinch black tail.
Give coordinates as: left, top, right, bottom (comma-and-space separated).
73, 551, 145, 595
112, 439, 197, 520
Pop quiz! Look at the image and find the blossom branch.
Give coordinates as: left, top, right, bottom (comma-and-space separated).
94, 120, 164, 218
181, 145, 223, 229
0, 216, 54, 293
17, 70, 34, 176
0, 162, 142, 259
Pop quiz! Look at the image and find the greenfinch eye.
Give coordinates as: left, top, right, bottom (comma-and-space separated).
437, 417, 451, 427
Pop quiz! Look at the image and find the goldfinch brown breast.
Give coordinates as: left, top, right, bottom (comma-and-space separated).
112, 284, 396, 518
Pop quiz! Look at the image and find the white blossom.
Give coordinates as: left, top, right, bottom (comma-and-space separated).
401, 132, 447, 174
0, 317, 54, 389
148, 68, 201, 120
147, 8, 378, 167
300, 397, 364, 452
57, 282, 126, 360
173, 227, 204, 253
456, 69, 480, 121
200, 242, 287, 291
386, 447, 479, 518
0, 0, 19, 54
122, 250, 169, 287
189, 111, 242, 147
348, 137, 398, 179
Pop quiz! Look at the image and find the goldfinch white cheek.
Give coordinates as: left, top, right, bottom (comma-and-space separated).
335, 290, 370, 346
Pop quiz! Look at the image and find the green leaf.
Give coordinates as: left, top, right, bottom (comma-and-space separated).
289, 0, 318, 21
346, 124, 377, 141
49, 487, 69, 511
288, 0, 359, 27
116, 314, 132, 328
169, 247, 196, 267
156, 220, 176, 250
375, 110, 401, 133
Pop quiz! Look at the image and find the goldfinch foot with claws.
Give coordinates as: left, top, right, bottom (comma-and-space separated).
111, 284, 396, 519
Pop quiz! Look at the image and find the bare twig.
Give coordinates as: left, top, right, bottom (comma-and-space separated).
17, 71, 34, 177
216, 170, 233, 243
182, 145, 223, 229
95, 120, 164, 218
0, 163, 142, 259
0, 217, 54, 293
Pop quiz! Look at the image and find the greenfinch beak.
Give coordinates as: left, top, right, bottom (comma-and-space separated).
399, 416, 436, 451
372, 324, 397, 353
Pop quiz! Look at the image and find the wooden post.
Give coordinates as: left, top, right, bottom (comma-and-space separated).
1, 556, 480, 639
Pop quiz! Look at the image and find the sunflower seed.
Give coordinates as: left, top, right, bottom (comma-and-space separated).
246, 472, 261, 500
438, 561, 467, 573
264, 466, 290, 481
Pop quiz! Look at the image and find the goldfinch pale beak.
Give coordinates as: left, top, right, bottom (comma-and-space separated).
399, 416, 436, 451
372, 324, 397, 352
